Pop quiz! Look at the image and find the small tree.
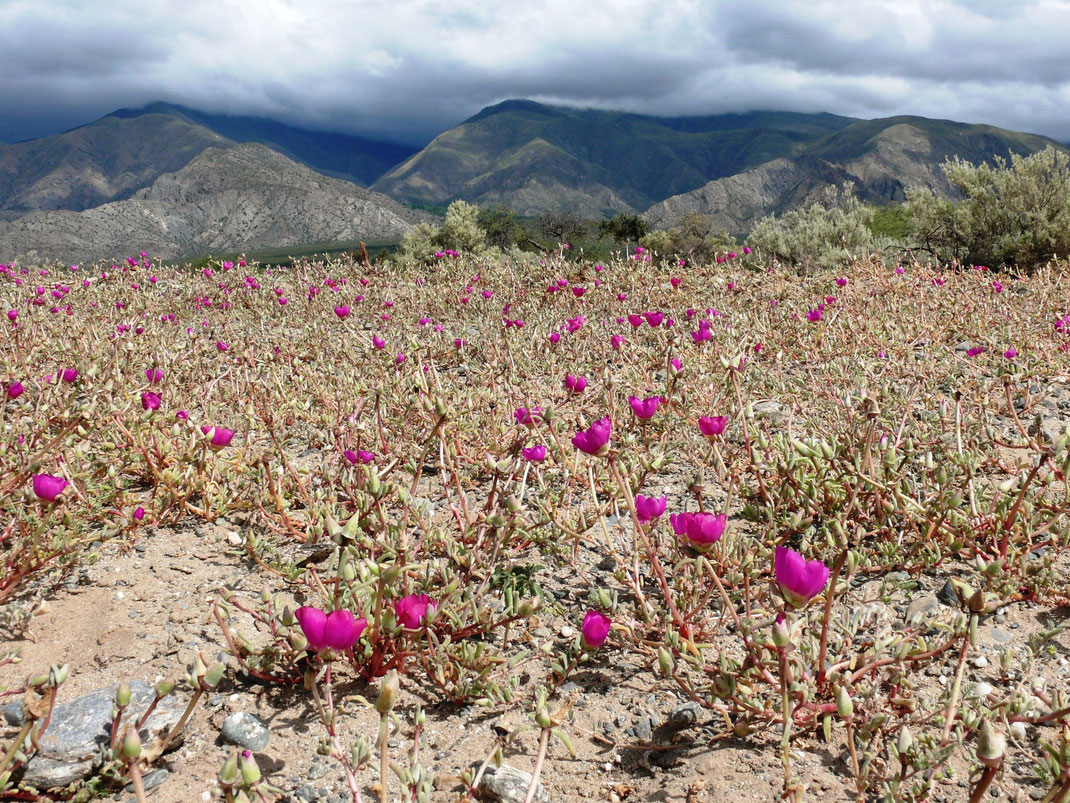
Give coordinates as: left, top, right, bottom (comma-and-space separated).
477, 205, 520, 250
906, 146, 1070, 270
395, 200, 489, 264
598, 212, 649, 253
535, 210, 589, 248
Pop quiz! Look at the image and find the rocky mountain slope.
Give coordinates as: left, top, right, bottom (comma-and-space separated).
645, 115, 1066, 231
0, 144, 427, 262
372, 100, 856, 216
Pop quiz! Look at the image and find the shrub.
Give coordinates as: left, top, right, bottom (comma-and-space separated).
905, 145, 1070, 270
395, 200, 491, 263
640, 213, 738, 265
747, 184, 879, 272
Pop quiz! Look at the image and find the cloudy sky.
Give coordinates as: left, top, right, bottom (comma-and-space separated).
2, 0, 1069, 145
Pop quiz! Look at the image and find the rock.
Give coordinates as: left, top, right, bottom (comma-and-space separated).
221, 712, 270, 751
972, 655, 989, 669
477, 763, 549, 803
307, 760, 329, 780
989, 627, 1014, 644
125, 768, 170, 792
752, 401, 789, 426
12, 680, 185, 790
937, 579, 959, 607
633, 716, 654, 741
905, 595, 941, 624
668, 701, 702, 728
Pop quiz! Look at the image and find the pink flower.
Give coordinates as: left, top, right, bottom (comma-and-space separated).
1004, 347, 1017, 359
572, 286, 586, 297
835, 277, 847, 287
175, 409, 189, 420
572, 417, 611, 456
564, 374, 587, 393
141, 391, 162, 411
548, 332, 561, 344
643, 311, 664, 327
61, 369, 78, 383
611, 334, 625, 350
334, 306, 351, 318
133, 506, 145, 521
522, 445, 547, 462
344, 448, 375, 465
691, 328, 712, 343
774, 546, 830, 608
628, 395, 659, 419
628, 314, 644, 328
991, 281, 1003, 294
514, 407, 544, 426
145, 368, 163, 383
295, 606, 367, 653
7, 381, 25, 399
670, 512, 727, 551
807, 309, 822, 323
634, 494, 666, 523
698, 416, 728, 437
966, 345, 986, 358
32, 473, 69, 502
216, 341, 229, 351
6, 309, 16, 321
201, 426, 235, 450
394, 594, 436, 629
396, 353, 406, 365
581, 610, 611, 650
372, 336, 386, 350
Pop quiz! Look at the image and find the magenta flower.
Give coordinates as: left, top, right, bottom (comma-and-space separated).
634, 494, 666, 523
691, 327, 712, 343
145, 368, 163, 383
514, 407, 544, 426
572, 416, 611, 456
175, 409, 189, 420
991, 280, 1003, 294
698, 416, 728, 437
628, 314, 644, 328
643, 311, 664, 327
564, 374, 588, 393
133, 507, 145, 521
216, 341, 229, 351
394, 594, 436, 629
6, 309, 16, 321
628, 395, 660, 420
201, 426, 235, 450
32, 473, 69, 502
670, 512, 727, 552
774, 546, 830, 608
548, 332, 561, 344
522, 444, 547, 462
141, 391, 162, 411
807, 309, 822, 323
966, 345, 986, 358
1004, 347, 1017, 359
7, 381, 24, 399
334, 306, 351, 319
670, 357, 683, 373
294, 606, 367, 653
611, 334, 625, 350
372, 336, 386, 350
581, 610, 611, 650
61, 368, 78, 383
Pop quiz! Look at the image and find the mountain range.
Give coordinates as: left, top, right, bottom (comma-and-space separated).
0, 99, 1065, 261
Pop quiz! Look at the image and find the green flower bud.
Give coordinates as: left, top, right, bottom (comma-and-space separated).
240, 750, 261, 786
836, 686, 854, 719
116, 681, 132, 708
121, 727, 142, 760
977, 721, 1005, 769
897, 726, 913, 756
154, 679, 175, 698
219, 752, 239, 786
201, 662, 225, 690
376, 670, 400, 714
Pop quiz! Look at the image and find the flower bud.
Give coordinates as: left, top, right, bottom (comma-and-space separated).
154, 679, 175, 698
116, 680, 132, 708
376, 670, 400, 714
657, 647, 674, 677
535, 708, 553, 728
240, 750, 261, 785
836, 686, 854, 719
219, 752, 239, 786
977, 721, 1005, 769
121, 727, 142, 760
772, 615, 791, 648
896, 726, 913, 756
201, 662, 225, 690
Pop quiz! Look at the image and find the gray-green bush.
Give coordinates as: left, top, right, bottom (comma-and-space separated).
905, 146, 1070, 270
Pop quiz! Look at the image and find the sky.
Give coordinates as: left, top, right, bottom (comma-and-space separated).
2, 0, 1069, 146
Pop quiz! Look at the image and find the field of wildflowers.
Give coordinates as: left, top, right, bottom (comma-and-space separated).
1, 249, 1069, 802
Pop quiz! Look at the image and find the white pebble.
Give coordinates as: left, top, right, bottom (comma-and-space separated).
559, 626, 575, 638
116, 591, 125, 600
972, 655, 988, 669
974, 682, 993, 698
1010, 721, 1028, 741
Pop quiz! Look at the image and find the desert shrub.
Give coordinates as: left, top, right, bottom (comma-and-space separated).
598, 212, 649, 253
395, 200, 490, 263
640, 213, 739, 265
747, 184, 879, 271
905, 146, 1070, 270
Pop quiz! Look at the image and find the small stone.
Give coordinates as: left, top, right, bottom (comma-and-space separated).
990, 627, 1014, 644
559, 625, 575, 638
126, 768, 170, 792
633, 716, 653, 741
937, 579, 959, 607
221, 712, 270, 751
972, 655, 989, 669
905, 595, 941, 624
227, 532, 243, 547
476, 763, 549, 803
668, 701, 702, 728
307, 761, 329, 780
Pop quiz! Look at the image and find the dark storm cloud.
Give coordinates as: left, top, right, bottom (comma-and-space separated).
1, 0, 1068, 146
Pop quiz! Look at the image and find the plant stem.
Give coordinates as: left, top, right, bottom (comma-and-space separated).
523, 728, 551, 803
